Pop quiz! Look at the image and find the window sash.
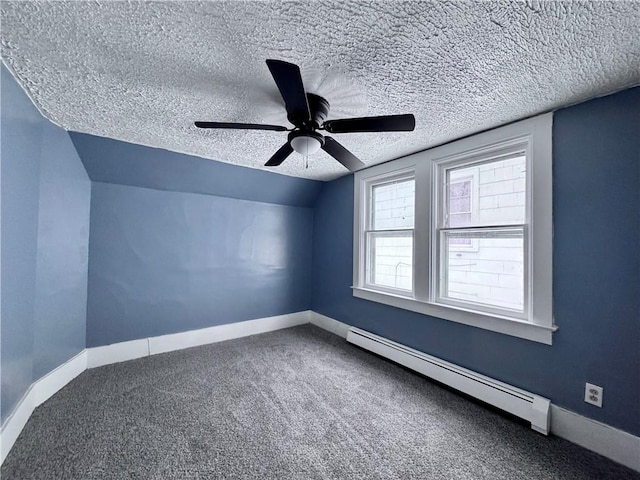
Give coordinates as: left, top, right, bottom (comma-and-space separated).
434, 145, 530, 319
435, 226, 528, 319
439, 150, 527, 230
363, 171, 416, 295
365, 230, 414, 294
367, 174, 415, 232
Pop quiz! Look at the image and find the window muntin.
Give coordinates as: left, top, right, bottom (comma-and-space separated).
364, 175, 415, 293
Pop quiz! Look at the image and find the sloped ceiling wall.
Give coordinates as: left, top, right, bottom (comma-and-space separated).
70, 132, 323, 207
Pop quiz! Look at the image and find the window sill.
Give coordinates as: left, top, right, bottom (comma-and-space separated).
352, 287, 556, 345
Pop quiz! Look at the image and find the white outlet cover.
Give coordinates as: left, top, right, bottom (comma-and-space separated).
585, 383, 603, 408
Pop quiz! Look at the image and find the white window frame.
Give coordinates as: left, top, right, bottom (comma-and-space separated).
435, 148, 529, 318
353, 113, 555, 344
358, 168, 416, 296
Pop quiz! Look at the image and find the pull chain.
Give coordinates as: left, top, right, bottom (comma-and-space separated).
305, 136, 309, 169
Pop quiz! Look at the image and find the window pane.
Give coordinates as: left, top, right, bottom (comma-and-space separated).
367, 231, 413, 291
446, 154, 526, 227
441, 229, 524, 311
450, 180, 472, 214
449, 178, 473, 243
371, 178, 415, 230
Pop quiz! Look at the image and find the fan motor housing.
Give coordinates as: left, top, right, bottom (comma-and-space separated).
307, 93, 330, 128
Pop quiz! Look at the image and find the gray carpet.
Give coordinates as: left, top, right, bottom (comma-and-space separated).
2, 324, 638, 479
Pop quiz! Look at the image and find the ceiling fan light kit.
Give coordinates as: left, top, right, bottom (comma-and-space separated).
195, 59, 416, 172
290, 131, 324, 155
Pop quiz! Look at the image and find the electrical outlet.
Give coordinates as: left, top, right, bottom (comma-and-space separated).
584, 383, 603, 407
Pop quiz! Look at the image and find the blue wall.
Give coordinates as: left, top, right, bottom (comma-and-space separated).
86, 182, 314, 347
311, 87, 640, 436
1, 65, 91, 422
32, 118, 91, 380
1, 65, 41, 422
70, 132, 323, 208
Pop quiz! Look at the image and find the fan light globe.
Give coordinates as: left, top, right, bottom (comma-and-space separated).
290, 135, 322, 155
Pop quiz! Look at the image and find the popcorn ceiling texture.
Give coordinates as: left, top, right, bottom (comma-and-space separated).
1, 1, 639, 181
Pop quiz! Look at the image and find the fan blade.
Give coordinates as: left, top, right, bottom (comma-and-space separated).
324, 114, 415, 133
195, 122, 288, 132
265, 142, 294, 167
266, 59, 311, 126
322, 137, 366, 172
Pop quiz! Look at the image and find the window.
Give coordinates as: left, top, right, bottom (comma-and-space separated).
438, 153, 526, 315
365, 174, 415, 292
353, 114, 555, 344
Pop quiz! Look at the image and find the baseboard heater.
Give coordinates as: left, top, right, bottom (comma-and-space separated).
346, 327, 550, 434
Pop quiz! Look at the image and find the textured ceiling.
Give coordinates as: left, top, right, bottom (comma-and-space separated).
1, 1, 639, 180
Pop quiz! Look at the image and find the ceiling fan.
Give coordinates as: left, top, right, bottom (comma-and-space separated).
195, 60, 416, 172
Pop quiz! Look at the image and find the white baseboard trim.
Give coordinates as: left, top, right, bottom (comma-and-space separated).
309, 311, 350, 338
550, 405, 640, 472
1, 311, 311, 465
87, 338, 149, 369
3, 312, 638, 473
311, 313, 640, 472
87, 311, 311, 367
148, 311, 310, 355
0, 349, 87, 464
